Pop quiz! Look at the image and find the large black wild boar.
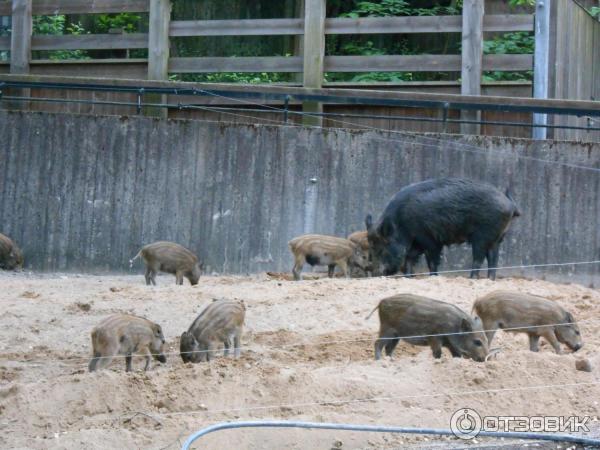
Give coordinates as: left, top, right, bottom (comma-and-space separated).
366, 178, 520, 279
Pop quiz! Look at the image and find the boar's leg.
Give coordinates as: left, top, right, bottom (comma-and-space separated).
223, 338, 231, 357
327, 264, 336, 278
337, 260, 350, 279
541, 330, 563, 354
233, 333, 241, 358
292, 254, 304, 281
88, 352, 102, 372
469, 242, 487, 279
374, 330, 395, 360
486, 243, 500, 280
125, 353, 133, 372
205, 341, 216, 361
429, 338, 443, 359
143, 348, 152, 371
485, 328, 497, 348
384, 337, 400, 357
175, 271, 184, 285
528, 333, 541, 352
445, 340, 462, 358
424, 247, 442, 276
144, 267, 155, 285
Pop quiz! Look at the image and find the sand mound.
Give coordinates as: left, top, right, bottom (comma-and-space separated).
0, 272, 599, 449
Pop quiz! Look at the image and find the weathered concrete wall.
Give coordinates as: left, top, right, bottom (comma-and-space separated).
1, 110, 600, 283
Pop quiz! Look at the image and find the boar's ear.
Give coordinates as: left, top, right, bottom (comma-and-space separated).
365, 214, 373, 232
460, 318, 473, 333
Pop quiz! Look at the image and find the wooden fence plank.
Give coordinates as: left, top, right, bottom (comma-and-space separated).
31, 0, 149, 14
483, 14, 534, 32
326, 16, 462, 34
482, 54, 533, 71
148, 0, 170, 80
302, 0, 326, 126
136, 54, 533, 74
147, 0, 170, 118
11, 0, 32, 74
461, 0, 484, 134
167, 15, 533, 38
31, 33, 148, 51
170, 19, 303, 37
2, 73, 597, 117
169, 56, 302, 73
325, 55, 462, 72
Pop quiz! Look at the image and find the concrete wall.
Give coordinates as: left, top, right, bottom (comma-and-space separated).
1, 110, 600, 283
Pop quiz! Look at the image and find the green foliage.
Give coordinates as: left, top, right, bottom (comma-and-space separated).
170, 72, 293, 84
340, 0, 460, 18
325, 71, 415, 82
22, 1, 538, 83
29, 12, 146, 60
33, 15, 83, 36
340, 41, 386, 56
483, 32, 534, 55
33, 15, 89, 60
509, 0, 535, 6
482, 31, 534, 81
86, 13, 144, 34
327, 0, 462, 83
590, 7, 600, 19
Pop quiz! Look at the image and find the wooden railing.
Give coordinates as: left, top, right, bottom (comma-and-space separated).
0, 1, 534, 76
0, 0, 535, 126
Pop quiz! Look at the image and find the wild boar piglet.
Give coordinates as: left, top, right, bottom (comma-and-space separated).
473, 290, 582, 354
89, 314, 167, 372
367, 293, 488, 362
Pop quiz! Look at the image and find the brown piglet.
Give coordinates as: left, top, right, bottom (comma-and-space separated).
180, 299, 245, 363
288, 234, 368, 281
367, 293, 488, 362
473, 290, 582, 354
88, 314, 167, 372
130, 241, 203, 285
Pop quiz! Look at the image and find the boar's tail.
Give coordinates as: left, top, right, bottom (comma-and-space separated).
504, 188, 521, 217
129, 250, 142, 268
365, 303, 380, 320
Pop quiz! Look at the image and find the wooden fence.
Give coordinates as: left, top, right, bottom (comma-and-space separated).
0, 0, 534, 82
0, 0, 598, 141
546, 0, 600, 141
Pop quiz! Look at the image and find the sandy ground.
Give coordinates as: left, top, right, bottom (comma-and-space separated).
0, 270, 599, 450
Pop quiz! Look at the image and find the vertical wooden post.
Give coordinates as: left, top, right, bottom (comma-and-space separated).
8, 0, 32, 110
10, 0, 32, 75
460, 0, 484, 135
302, 0, 326, 127
146, 0, 171, 118
533, 0, 551, 140
293, 0, 305, 84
